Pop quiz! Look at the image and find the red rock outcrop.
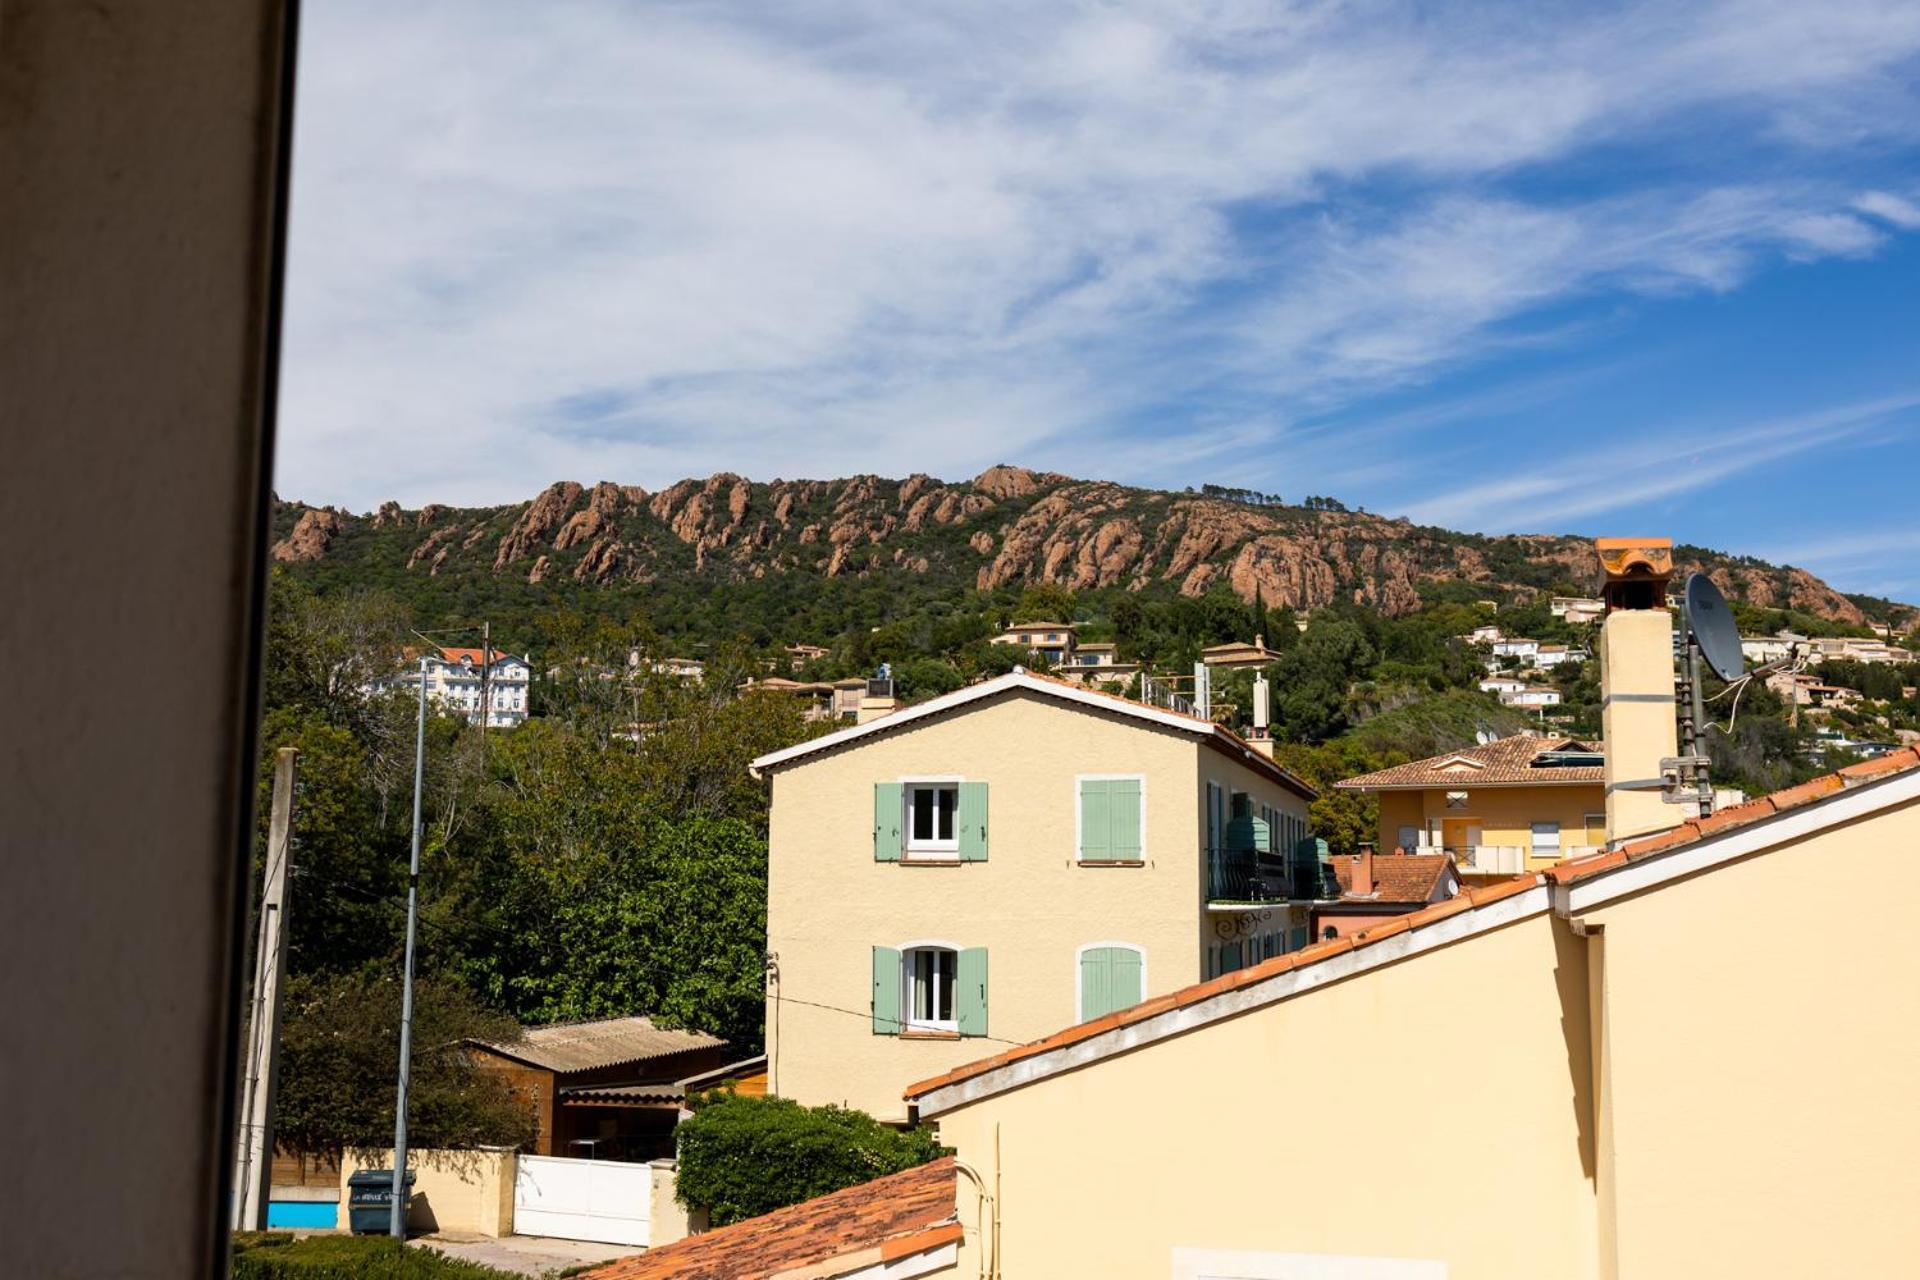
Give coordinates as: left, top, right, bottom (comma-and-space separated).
272, 507, 343, 563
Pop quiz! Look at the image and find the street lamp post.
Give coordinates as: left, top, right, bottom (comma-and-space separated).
390, 656, 428, 1238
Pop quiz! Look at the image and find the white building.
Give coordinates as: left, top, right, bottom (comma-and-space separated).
1550, 596, 1606, 624
387, 646, 532, 728
1479, 675, 1528, 697
1501, 684, 1563, 709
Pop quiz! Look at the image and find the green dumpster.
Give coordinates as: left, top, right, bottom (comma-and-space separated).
346, 1169, 414, 1235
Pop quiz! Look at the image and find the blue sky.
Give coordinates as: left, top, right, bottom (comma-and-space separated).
278, 0, 1920, 600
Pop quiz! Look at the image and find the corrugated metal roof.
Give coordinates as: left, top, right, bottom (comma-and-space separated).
476, 1016, 724, 1074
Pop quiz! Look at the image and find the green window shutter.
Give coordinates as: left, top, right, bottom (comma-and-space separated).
1081, 946, 1144, 1020
871, 946, 901, 1034
957, 947, 989, 1037
958, 782, 989, 861
1079, 780, 1111, 861
873, 783, 903, 862
1109, 779, 1142, 859
1079, 947, 1110, 1022
1111, 946, 1142, 1010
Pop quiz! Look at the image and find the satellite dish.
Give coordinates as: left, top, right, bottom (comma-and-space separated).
1683, 573, 1743, 682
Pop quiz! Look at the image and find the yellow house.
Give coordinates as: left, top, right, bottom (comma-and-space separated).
1337, 733, 1606, 877
897, 745, 1920, 1280
749, 670, 1317, 1122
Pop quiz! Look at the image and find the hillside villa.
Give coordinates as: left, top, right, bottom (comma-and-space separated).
748, 669, 1319, 1122
381, 645, 532, 728
989, 622, 1076, 665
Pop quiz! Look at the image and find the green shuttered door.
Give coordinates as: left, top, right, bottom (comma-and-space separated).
1079, 946, 1144, 1021
873, 783, 902, 861
959, 782, 988, 861
957, 947, 988, 1037
871, 946, 901, 1033
1079, 778, 1142, 861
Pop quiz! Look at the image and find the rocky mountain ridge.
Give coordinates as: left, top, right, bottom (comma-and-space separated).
272, 465, 1902, 626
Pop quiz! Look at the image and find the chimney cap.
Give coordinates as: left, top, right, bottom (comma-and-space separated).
1596, 537, 1674, 610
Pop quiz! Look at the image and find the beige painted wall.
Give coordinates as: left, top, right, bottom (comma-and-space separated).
340, 1149, 516, 1238
1378, 783, 1605, 869
1581, 798, 1920, 1278
764, 688, 1307, 1120
931, 913, 1600, 1280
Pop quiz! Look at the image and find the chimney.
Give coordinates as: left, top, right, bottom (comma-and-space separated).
1248, 673, 1273, 757
1350, 842, 1375, 897
1596, 537, 1681, 843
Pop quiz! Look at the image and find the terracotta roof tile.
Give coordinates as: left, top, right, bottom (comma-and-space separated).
1335, 734, 1603, 790
583, 1158, 956, 1280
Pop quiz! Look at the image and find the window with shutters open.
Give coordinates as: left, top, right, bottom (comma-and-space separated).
876, 780, 987, 862
1078, 775, 1144, 862
872, 943, 988, 1036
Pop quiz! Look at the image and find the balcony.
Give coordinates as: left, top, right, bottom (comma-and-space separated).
1450, 844, 1526, 875
1207, 846, 1337, 905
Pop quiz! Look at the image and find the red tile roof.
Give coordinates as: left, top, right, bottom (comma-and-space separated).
907, 747, 1920, 1105
437, 646, 511, 665
1330, 852, 1455, 903
584, 1158, 958, 1280
1335, 734, 1603, 790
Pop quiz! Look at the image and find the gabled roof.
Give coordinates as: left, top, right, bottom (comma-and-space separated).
584, 1158, 959, 1280
907, 747, 1920, 1116
470, 1015, 724, 1075
1335, 734, 1602, 791
748, 670, 1317, 799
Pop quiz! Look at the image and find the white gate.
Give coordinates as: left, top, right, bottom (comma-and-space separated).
512, 1154, 651, 1246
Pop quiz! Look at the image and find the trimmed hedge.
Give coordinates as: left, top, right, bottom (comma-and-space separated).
674, 1092, 946, 1227
230, 1234, 516, 1279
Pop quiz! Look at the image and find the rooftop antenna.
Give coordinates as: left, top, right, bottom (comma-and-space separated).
1676, 573, 1743, 819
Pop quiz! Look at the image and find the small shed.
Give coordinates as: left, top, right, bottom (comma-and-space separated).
468, 1016, 730, 1162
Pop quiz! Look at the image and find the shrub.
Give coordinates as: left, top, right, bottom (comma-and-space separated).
230, 1234, 515, 1279
674, 1093, 946, 1226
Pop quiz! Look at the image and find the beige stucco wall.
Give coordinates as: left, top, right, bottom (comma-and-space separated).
649, 1159, 708, 1246
1580, 796, 1920, 1278
764, 688, 1308, 1121
340, 1149, 516, 1238
931, 912, 1600, 1280
1378, 783, 1605, 869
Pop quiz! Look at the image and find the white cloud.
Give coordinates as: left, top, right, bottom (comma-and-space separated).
1401, 393, 1920, 531
278, 0, 1920, 508
1855, 190, 1920, 229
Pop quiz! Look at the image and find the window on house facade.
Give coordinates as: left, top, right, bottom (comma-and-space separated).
871, 945, 988, 1036
908, 784, 959, 852
1531, 821, 1561, 860
872, 782, 989, 861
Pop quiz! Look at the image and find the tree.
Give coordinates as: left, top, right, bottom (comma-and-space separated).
274, 971, 536, 1159
674, 1094, 946, 1226
1012, 581, 1076, 624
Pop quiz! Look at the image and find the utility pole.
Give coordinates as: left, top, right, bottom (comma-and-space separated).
391, 657, 428, 1238
233, 747, 298, 1231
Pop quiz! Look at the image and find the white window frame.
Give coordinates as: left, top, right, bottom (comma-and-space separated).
1073, 941, 1147, 1024
895, 938, 964, 1033
1074, 772, 1148, 863
898, 775, 963, 859
1530, 820, 1562, 860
